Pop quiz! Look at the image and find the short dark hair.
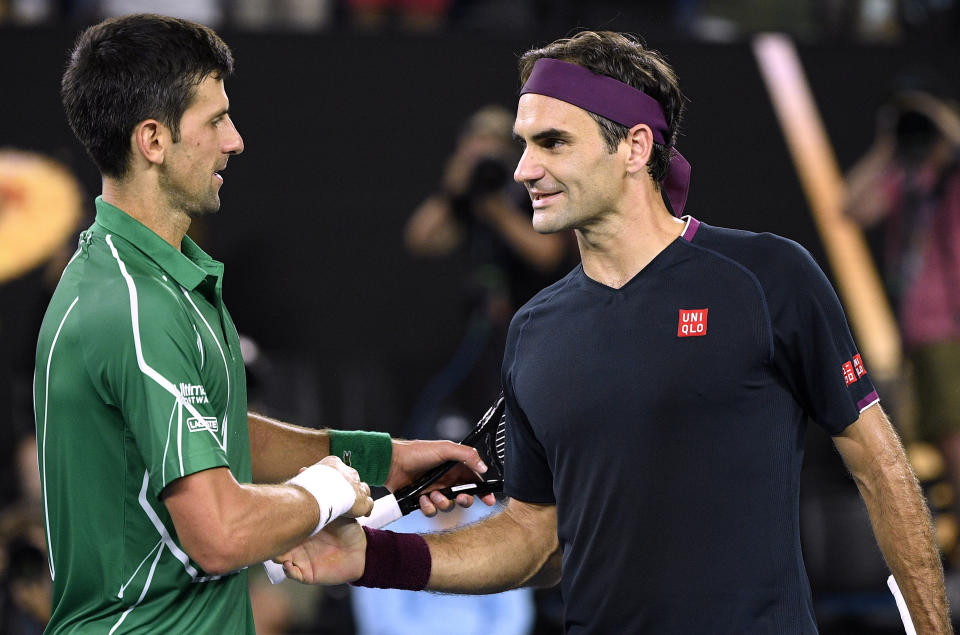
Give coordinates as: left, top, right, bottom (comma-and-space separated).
61, 14, 234, 179
519, 31, 686, 185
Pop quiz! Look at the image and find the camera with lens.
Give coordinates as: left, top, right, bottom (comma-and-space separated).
893, 107, 940, 165
451, 155, 513, 221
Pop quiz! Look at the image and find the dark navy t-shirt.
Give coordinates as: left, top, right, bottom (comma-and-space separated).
502, 218, 878, 634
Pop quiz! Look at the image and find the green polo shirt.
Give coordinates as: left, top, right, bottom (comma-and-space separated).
34, 197, 253, 634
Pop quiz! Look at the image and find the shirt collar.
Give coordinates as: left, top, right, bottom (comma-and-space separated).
93, 196, 223, 291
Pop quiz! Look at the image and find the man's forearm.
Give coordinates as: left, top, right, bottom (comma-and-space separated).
275, 499, 558, 589
836, 409, 951, 633
425, 499, 560, 594
856, 452, 950, 633
167, 458, 370, 576
843, 138, 897, 226
165, 468, 321, 575
213, 482, 321, 571
249, 412, 329, 483
250, 413, 393, 486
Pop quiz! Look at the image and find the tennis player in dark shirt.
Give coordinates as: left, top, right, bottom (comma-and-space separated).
276, 31, 950, 634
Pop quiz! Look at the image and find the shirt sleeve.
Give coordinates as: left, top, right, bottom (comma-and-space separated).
764, 238, 879, 435
502, 310, 556, 504
85, 274, 229, 496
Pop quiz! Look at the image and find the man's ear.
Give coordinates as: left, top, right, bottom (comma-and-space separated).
132, 119, 167, 167
624, 123, 654, 175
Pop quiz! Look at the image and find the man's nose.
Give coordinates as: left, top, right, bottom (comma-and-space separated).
224, 117, 244, 155
514, 148, 544, 183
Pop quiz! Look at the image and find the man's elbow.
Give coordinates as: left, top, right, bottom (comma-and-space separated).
513, 529, 562, 589
526, 547, 562, 588
179, 528, 248, 576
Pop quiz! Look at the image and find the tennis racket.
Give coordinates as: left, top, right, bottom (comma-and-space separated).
264, 393, 506, 583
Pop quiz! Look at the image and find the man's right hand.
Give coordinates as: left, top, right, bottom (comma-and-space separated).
276, 517, 367, 584
314, 456, 373, 518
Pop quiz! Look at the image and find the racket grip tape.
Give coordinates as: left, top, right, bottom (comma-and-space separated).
357, 493, 403, 529
435, 481, 502, 499
264, 560, 286, 584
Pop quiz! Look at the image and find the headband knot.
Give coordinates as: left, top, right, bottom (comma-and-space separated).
520, 58, 691, 216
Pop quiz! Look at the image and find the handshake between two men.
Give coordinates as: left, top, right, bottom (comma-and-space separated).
265, 435, 499, 587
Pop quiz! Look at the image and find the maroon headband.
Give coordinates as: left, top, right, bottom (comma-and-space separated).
520, 58, 691, 216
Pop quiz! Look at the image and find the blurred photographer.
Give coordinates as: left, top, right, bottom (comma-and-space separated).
405, 105, 568, 307
846, 87, 960, 536
405, 105, 571, 432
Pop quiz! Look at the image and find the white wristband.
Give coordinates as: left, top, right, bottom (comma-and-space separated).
288, 464, 356, 536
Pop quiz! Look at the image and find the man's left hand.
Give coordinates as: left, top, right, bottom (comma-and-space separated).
277, 517, 367, 585
385, 439, 496, 516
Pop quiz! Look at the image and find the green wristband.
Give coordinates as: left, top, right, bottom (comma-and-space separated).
329, 430, 393, 486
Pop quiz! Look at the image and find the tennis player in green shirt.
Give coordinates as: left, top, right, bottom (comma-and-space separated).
34, 14, 491, 634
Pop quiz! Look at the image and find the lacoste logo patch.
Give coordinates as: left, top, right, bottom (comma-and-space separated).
187, 416, 219, 433
677, 309, 708, 337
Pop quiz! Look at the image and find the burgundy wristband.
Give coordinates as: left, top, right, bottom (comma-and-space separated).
351, 527, 432, 591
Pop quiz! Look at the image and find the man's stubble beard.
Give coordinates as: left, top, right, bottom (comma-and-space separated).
159, 168, 221, 219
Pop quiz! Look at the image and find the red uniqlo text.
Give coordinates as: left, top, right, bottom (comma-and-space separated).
842, 361, 857, 386
852, 354, 866, 377
677, 309, 708, 337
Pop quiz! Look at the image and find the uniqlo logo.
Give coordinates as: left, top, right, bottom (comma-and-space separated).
853, 354, 866, 377
842, 361, 857, 386
677, 309, 708, 337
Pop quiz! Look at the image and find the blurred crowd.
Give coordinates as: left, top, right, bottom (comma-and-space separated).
0, 0, 956, 42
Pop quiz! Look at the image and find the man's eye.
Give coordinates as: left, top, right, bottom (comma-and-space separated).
542, 138, 563, 149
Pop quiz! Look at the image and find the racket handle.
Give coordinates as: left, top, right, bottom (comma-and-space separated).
357, 493, 403, 529
435, 480, 502, 499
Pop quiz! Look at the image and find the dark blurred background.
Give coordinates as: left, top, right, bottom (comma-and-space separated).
1, 1, 960, 633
